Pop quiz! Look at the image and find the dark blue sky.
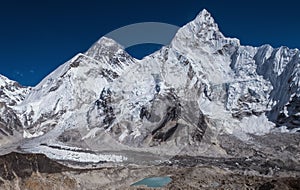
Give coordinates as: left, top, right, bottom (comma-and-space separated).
0, 0, 299, 86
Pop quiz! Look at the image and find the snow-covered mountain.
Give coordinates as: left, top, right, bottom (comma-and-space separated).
0, 75, 30, 106
0, 75, 30, 143
15, 37, 136, 139
0, 9, 299, 162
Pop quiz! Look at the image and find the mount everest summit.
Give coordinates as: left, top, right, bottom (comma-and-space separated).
0, 9, 299, 163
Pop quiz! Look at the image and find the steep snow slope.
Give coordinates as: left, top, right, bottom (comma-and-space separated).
254, 46, 300, 129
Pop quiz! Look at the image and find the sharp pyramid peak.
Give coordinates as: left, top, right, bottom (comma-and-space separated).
192, 9, 218, 30
197, 9, 212, 18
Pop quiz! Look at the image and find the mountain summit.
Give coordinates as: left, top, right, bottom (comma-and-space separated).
0, 9, 299, 164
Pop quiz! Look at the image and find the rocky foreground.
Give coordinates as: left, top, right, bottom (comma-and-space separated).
0, 153, 299, 190
0, 132, 299, 190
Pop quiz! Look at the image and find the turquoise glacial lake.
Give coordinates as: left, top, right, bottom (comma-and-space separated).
131, 176, 172, 188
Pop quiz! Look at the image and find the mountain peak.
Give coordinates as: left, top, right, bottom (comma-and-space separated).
171, 9, 239, 53
85, 37, 126, 59
200, 8, 209, 14
0, 74, 30, 106
195, 9, 214, 23
192, 9, 218, 31
94, 37, 124, 49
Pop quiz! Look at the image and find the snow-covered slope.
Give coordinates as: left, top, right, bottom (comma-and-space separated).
0, 9, 299, 162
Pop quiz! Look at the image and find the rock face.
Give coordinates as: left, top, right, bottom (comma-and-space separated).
0, 152, 77, 190
0, 102, 23, 137
0, 9, 299, 162
0, 152, 69, 181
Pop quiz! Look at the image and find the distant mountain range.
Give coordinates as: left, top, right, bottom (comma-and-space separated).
0, 9, 299, 163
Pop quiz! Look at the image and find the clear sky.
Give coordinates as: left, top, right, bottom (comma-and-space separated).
0, 0, 299, 86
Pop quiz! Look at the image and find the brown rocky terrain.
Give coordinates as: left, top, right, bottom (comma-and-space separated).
0, 144, 299, 190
